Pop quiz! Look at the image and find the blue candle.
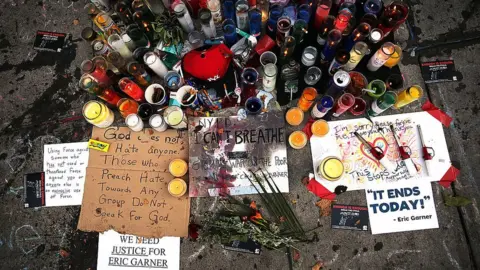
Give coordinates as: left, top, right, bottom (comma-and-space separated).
364, 0, 383, 15
283, 5, 297, 24
321, 29, 342, 62
224, 0, 235, 21
165, 71, 181, 90
249, 8, 262, 37
267, 5, 283, 37
223, 19, 237, 47
297, 4, 310, 23
245, 97, 263, 114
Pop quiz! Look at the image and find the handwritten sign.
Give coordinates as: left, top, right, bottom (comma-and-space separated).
365, 180, 438, 234
78, 167, 189, 237
43, 142, 89, 206
310, 112, 451, 191
98, 230, 180, 270
89, 127, 188, 171
188, 111, 289, 197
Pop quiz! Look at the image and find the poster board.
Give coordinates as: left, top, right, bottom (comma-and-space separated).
43, 142, 89, 206
78, 127, 190, 237
365, 180, 438, 234
98, 230, 180, 270
310, 112, 451, 192
188, 111, 289, 197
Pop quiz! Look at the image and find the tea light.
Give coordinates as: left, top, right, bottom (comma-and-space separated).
285, 107, 304, 126
125, 113, 144, 132
289, 131, 308, 149
149, 114, 168, 132
318, 156, 344, 181
301, 46, 318, 67
311, 120, 329, 137
168, 178, 187, 197
169, 159, 188, 177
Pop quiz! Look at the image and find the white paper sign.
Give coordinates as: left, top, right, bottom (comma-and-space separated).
43, 142, 89, 206
310, 112, 451, 191
98, 230, 180, 270
365, 180, 438, 234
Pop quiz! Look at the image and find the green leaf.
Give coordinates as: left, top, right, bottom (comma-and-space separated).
444, 195, 472, 207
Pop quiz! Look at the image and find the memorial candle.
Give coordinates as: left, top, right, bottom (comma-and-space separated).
143, 52, 168, 78
168, 178, 187, 197
316, 15, 335, 46
173, 0, 195, 33
320, 29, 342, 62
149, 114, 168, 132
83, 100, 114, 128
383, 44, 402, 68
276, 16, 292, 47
258, 0, 269, 33
125, 113, 144, 132
245, 97, 263, 114
108, 34, 133, 61
199, 8, 217, 38
343, 41, 369, 71
366, 79, 386, 99
314, 0, 331, 31
332, 93, 355, 117
311, 120, 329, 137
223, 0, 235, 21
127, 62, 151, 87
117, 98, 139, 118
345, 71, 368, 97
286, 107, 304, 126
235, 0, 249, 32
344, 22, 371, 51
364, 0, 383, 15
79, 75, 121, 106
384, 1, 409, 34
207, 0, 223, 24
94, 12, 121, 36
249, 9, 262, 38
81, 59, 111, 87
367, 91, 397, 116
328, 50, 350, 75
289, 131, 308, 149
360, 13, 379, 28
262, 63, 278, 92
304, 67, 322, 86
137, 103, 154, 120
241, 67, 259, 101
169, 159, 188, 177
164, 106, 187, 129
267, 5, 283, 37
297, 87, 317, 111
297, 4, 311, 23
115, 1, 134, 24
394, 85, 423, 109
118, 78, 145, 102
292, 19, 308, 44
319, 157, 344, 181
334, 9, 352, 33
223, 19, 237, 47
311, 95, 334, 119
301, 46, 318, 67
279, 36, 296, 62
367, 42, 395, 71
348, 97, 367, 116
164, 71, 182, 90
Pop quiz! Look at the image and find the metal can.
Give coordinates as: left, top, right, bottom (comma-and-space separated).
311, 95, 334, 119
326, 70, 350, 97
92, 40, 110, 56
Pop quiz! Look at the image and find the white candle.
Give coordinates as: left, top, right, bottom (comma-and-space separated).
108, 34, 133, 60
149, 114, 168, 132
125, 113, 144, 132
122, 33, 136, 51
174, 2, 195, 33
301, 46, 317, 67
143, 52, 168, 78
262, 63, 277, 92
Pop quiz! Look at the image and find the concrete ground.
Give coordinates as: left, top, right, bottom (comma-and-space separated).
0, 0, 479, 269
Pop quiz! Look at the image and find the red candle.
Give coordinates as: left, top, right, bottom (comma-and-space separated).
314, 0, 331, 30
99, 87, 121, 106
332, 93, 355, 117
334, 9, 352, 33
118, 78, 145, 102
81, 60, 111, 87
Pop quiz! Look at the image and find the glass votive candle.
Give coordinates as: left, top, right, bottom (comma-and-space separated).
188, 31, 205, 49
332, 93, 355, 117
367, 42, 395, 72
289, 131, 308, 149
117, 98, 139, 118
125, 113, 144, 132
149, 114, 168, 132
81, 59, 111, 87
279, 36, 296, 61
235, 0, 249, 32
137, 103, 154, 120
262, 63, 278, 92
318, 156, 344, 181
222, 19, 237, 47
334, 9, 352, 33
164, 106, 187, 129
344, 41, 370, 71
285, 107, 304, 126
143, 51, 168, 78
385, 73, 405, 91
107, 34, 133, 61
241, 67, 259, 100
266, 4, 283, 37
301, 46, 318, 67
311, 95, 334, 119
292, 19, 308, 44
169, 158, 188, 177
367, 79, 387, 99
83, 100, 114, 128
364, 0, 383, 15
394, 85, 423, 109
297, 87, 318, 111
145, 84, 168, 105
314, 0, 332, 31
349, 97, 367, 116
383, 44, 403, 68
276, 16, 292, 47
164, 70, 182, 90
328, 49, 350, 76
297, 4, 310, 22
304, 66, 322, 86
260, 51, 277, 67
118, 77, 145, 102
168, 178, 187, 197
245, 97, 263, 114
368, 91, 397, 116
368, 28, 384, 44
249, 8, 262, 38
199, 8, 216, 38
311, 119, 329, 137
321, 29, 342, 62
346, 71, 368, 97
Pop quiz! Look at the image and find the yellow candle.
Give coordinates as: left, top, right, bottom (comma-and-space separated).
383, 45, 402, 68
311, 120, 329, 137
168, 178, 187, 197
168, 111, 183, 125
394, 85, 423, 109
288, 131, 308, 149
285, 107, 304, 126
169, 159, 188, 177
318, 157, 344, 181
82, 100, 114, 128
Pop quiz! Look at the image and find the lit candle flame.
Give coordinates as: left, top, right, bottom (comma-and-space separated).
284, 49, 288, 56
302, 28, 308, 34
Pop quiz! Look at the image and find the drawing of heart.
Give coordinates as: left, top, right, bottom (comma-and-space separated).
359, 137, 388, 167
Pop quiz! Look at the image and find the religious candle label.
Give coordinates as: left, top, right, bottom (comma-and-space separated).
78, 168, 190, 237
98, 230, 180, 270
365, 180, 438, 234
188, 111, 289, 197
43, 142, 89, 206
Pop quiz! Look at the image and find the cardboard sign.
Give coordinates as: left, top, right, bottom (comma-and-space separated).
331, 204, 369, 231
78, 167, 190, 237
420, 60, 458, 84
310, 112, 451, 192
43, 142, 89, 206
33, 31, 68, 52
98, 230, 180, 270
365, 180, 438, 234
188, 111, 289, 197
24, 172, 45, 208
89, 127, 188, 171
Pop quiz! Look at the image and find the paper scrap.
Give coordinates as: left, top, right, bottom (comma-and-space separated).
88, 139, 110, 152
43, 142, 89, 206
98, 230, 180, 270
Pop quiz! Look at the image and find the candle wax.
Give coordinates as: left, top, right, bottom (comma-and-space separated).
168, 178, 187, 197
286, 107, 304, 126
168, 110, 184, 126
289, 131, 307, 149
311, 120, 329, 137
169, 159, 188, 177
320, 157, 344, 180
150, 115, 163, 127
84, 102, 108, 124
